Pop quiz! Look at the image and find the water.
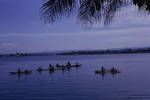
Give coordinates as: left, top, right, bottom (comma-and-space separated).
0, 53, 150, 100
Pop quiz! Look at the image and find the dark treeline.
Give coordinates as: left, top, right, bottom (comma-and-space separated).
59, 47, 150, 55
1, 47, 150, 57
0, 52, 55, 57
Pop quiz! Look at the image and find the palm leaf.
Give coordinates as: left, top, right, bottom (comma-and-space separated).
78, 0, 128, 25
40, 0, 150, 25
78, 0, 105, 25
133, 0, 150, 12
41, 0, 76, 23
104, 0, 124, 25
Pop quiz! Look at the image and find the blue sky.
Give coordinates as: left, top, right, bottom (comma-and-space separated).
0, 0, 150, 54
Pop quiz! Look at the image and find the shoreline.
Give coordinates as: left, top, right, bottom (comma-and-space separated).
1, 47, 150, 57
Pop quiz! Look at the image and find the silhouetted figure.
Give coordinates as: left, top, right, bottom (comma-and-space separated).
67, 62, 71, 67
48, 64, 52, 69
66, 62, 71, 70
17, 68, 21, 74
56, 64, 59, 67
101, 66, 106, 73
48, 64, 54, 72
110, 67, 115, 72
49, 64, 52, 67
110, 67, 120, 74
110, 67, 121, 79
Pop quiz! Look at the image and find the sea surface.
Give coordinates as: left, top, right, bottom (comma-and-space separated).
0, 53, 150, 100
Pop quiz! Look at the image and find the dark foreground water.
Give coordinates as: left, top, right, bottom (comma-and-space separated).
0, 54, 150, 100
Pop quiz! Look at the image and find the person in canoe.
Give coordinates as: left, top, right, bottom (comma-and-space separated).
48, 64, 54, 71
66, 62, 71, 67
110, 67, 120, 73
56, 64, 60, 67
49, 64, 53, 68
101, 66, 106, 73
17, 68, 21, 74
95, 66, 106, 74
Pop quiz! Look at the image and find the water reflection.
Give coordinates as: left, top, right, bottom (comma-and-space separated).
95, 69, 121, 80
48, 70, 55, 75
10, 72, 32, 80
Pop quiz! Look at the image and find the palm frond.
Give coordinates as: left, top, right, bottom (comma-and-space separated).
104, 0, 124, 25
40, 0, 150, 25
78, 0, 105, 25
41, 0, 76, 23
77, 0, 129, 25
133, 0, 150, 12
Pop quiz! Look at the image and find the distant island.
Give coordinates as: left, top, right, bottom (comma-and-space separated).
1, 47, 150, 57
59, 47, 150, 55
0, 52, 55, 57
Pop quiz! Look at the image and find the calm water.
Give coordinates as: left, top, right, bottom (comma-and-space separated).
0, 54, 150, 100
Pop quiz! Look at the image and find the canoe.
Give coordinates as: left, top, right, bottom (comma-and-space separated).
56, 65, 65, 68
37, 67, 65, 72
95, 70, 106, 74
95, 70, 120, 74
10, 70, 32, 75
56, 64, 81, 68
36, 68, 48, 71
70, 64, 81, 67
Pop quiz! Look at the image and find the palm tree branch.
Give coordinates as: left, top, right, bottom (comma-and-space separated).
41, 0, 76, 23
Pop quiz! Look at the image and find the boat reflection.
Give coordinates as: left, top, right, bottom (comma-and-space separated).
95, 67, 121, 80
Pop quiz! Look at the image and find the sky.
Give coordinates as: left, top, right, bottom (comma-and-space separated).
0, 0, 150, 54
